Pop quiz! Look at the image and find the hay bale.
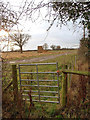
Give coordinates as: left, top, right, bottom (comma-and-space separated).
37, 46, 43, 53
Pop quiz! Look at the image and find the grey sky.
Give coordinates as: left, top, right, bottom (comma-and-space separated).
2, 0, 85, 50
23, 19, 83, 50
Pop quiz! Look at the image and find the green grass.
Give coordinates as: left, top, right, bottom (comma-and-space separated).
3, 50, 80, 118
15, 52, 78, 118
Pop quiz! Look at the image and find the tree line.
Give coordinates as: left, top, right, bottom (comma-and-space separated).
43, 43, 61, 50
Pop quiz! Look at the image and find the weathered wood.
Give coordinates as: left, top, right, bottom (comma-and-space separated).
68, 64, 71, 88
62, 70, 90, 76
61, 69, 89, 107
61, 65, 68, 107
12, 65, 18, 103
3, 81, 13, 92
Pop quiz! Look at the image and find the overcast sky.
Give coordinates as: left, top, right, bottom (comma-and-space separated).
2, 0, 85, 50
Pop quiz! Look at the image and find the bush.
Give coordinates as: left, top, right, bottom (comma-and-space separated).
78, 37, 90, 62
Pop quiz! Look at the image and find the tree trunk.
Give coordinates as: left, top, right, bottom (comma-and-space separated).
20, 46, 23, 53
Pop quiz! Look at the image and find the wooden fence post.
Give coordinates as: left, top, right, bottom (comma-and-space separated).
62, 65, 68, 107
68, 64, 71, 88
12, 65, 18, 104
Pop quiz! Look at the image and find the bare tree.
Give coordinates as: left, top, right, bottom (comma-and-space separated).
23, 0, 89, 30
10, 32, 31, 53
1, 0, 89, 32
0, 1, 18, 31
50, 45, 56, 50
1, 0, 89, 31
43, 43, 48, 50
0, 1, 27, 52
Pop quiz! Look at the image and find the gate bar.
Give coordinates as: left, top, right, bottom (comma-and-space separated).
20, 72, 57, 74
19, 63, 57, 66
21, 79, 58, 82
23, 90, 58, 93
21, 85, 58, 87
22, 94, 58, 98
23, 99, 59, 103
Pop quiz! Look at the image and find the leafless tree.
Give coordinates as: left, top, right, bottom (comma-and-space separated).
0, 1, 18, 31
50, 45, 56, 50
0, 0, 30, 52
10, 32, 31, 53
23, 0, 90, 30
43, 43, 48, 50
1, 0, 89, 32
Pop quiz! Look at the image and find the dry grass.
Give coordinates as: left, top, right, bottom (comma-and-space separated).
1, 50, 77, 60
77, 60, 89, 71
2, 51, 49, 60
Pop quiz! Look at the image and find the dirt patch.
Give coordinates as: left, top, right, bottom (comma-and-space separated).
9, 52, 73, 64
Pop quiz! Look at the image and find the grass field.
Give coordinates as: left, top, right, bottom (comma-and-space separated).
2, 49, 89, 119
2, 49, 77, 60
